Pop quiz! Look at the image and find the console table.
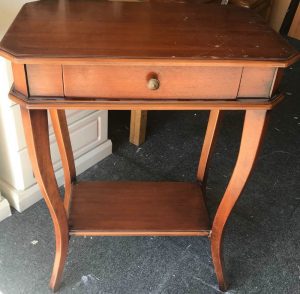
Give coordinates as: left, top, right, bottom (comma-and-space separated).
1, 0, 299, 292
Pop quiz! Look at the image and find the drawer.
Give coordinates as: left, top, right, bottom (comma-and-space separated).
63, 65, 243, 100
25, 64, 278, 99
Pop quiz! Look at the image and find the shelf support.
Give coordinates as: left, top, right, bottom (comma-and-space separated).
50, 109, 76, 215
210, 109, 269, 291
21, 107, 69, 292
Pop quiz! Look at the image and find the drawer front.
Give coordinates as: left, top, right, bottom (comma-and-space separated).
25, 64, 278, 100
63, 65, 243, 100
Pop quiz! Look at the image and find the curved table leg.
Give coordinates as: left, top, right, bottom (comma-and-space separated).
211, 109, 269, 291
21, 107, 69, 292
197, 110, 222, 187
50, 109, 76, 215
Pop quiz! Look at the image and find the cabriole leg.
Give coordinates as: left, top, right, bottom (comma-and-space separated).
21, 107, 69, 292
197, 110, 222, 188
210, 110, 269, 291
50, 109, 76, 216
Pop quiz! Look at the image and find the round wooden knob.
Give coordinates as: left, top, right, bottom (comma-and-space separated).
147, 78, 160, 90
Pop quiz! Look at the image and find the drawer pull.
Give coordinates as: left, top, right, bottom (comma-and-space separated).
147, 78, 160, 91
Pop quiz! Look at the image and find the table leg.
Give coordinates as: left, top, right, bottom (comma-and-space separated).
210, 109, 269, 291
50, 109, 76, 215
21, 107, 69, 292
129, 110, 147, 146
197, 110, 222, 187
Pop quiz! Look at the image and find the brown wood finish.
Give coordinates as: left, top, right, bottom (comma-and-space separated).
288, 3, 300, 40
231, 0, 273, 21
63, 65, 280, 100
210, 109, 269, 291
238, 67, 277, 97
197, 110, 222, 186
69, 181, 210, 236
0, 1, 298, 64
270, 68, 284, 96
20, 108, 69, 292
63, 65, 242, 99
1, 0, 299, 292
11, 63, 28, 96
130, 110, 148, 146
130, 65, 275, 146
4, 56, 300, 68
9, 90, 285, 111
26, 65, 64, 97
50, 109, 76, 215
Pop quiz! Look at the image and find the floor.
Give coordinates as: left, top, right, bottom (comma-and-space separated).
0, 39, 300, 294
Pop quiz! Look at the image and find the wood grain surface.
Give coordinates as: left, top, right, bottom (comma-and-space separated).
63, 65, 242, 99
0, 0, 298, 64
27, 65, 64, 97
69, 181, 210, 236
9, 89, 285, 110
11, 63, 28, 96
211, 109, 269, 291
3, 1, 299, 292
20, 108, 69, 291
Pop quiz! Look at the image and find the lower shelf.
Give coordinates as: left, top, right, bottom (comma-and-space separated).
68, 181, 211, 236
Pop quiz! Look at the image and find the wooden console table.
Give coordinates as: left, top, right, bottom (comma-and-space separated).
1, 0, 299, 292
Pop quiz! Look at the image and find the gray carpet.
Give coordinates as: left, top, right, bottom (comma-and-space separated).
0, 39, 299, 294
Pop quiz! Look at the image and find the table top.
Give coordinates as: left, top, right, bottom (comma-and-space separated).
0, 0, 298, 65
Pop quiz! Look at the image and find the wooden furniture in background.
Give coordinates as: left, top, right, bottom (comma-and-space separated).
289, 4, 300, 40
231, 0, 273, 20
269, 0, 291, 31
0, 0, 299, 292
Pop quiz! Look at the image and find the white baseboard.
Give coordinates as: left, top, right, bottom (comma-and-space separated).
0, 193, 12, 222
0, 139, 112, 212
